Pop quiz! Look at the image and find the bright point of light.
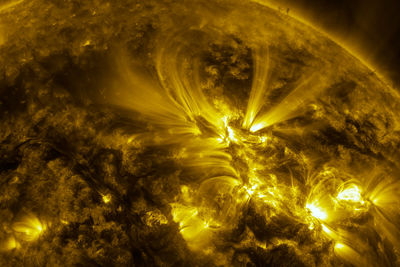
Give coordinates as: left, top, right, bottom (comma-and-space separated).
245, 184, 258, 196
227, 126, 237, 142
219, 116, 238, 144
306, 202, 327, 220
181, 185, 189, 193
335, 243, 345, 249
244, 186, 254, 195
102, 194, 112, 203
267, 188, 275, 196
258, 136, 268, 143
222, 116, 228, 127
337, 185, 362, 203
250, 122, 267, 133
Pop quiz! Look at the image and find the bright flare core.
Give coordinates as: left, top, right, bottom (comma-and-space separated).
102, 194, 112, 204
337, 185, 363, 203
306, 202, 328, 220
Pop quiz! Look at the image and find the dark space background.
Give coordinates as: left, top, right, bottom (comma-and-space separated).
268, 0, 400, 88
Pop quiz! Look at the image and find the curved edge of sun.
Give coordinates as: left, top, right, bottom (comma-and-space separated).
251, 0, 398, 95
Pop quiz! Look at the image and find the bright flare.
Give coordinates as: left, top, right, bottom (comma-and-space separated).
102, 193, 112, 203
250, 122, 268, 133
337, 185, 363, 203
335, 242, 345, 249
306, 202, 327, 220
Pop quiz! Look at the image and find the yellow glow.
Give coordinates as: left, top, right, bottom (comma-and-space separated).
144, 211, 168, 226
250, 122, 267, 133
320, 224, 340, 240
181, 185, 189, 193
6, 237, 17, 250
0, 236, 20, 251
321, 224, 331, 234
180, 185, 194, 203
215, 116, 239, 145
250, 73, 328, 131
102, 194, 112, 203
337, 185, 363, 203
171, 203, 212, 248
306, 202, 327, 220
243, 46, 270, 130
8, 237, 18, 250
333, 240, 364, 266
243, 175, 269, 197
366, 177, 400, 207
335, 242, 345, 249
12, 214, 45, 242
258, 136, 268, 143
227, 126, 237, 142
222, 116, 229, 127
102, 6, 398, 260
0, 0, 24, 13
245, 184, 259, 196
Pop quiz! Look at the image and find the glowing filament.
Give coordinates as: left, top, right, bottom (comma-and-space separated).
321, 224, 331, 234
